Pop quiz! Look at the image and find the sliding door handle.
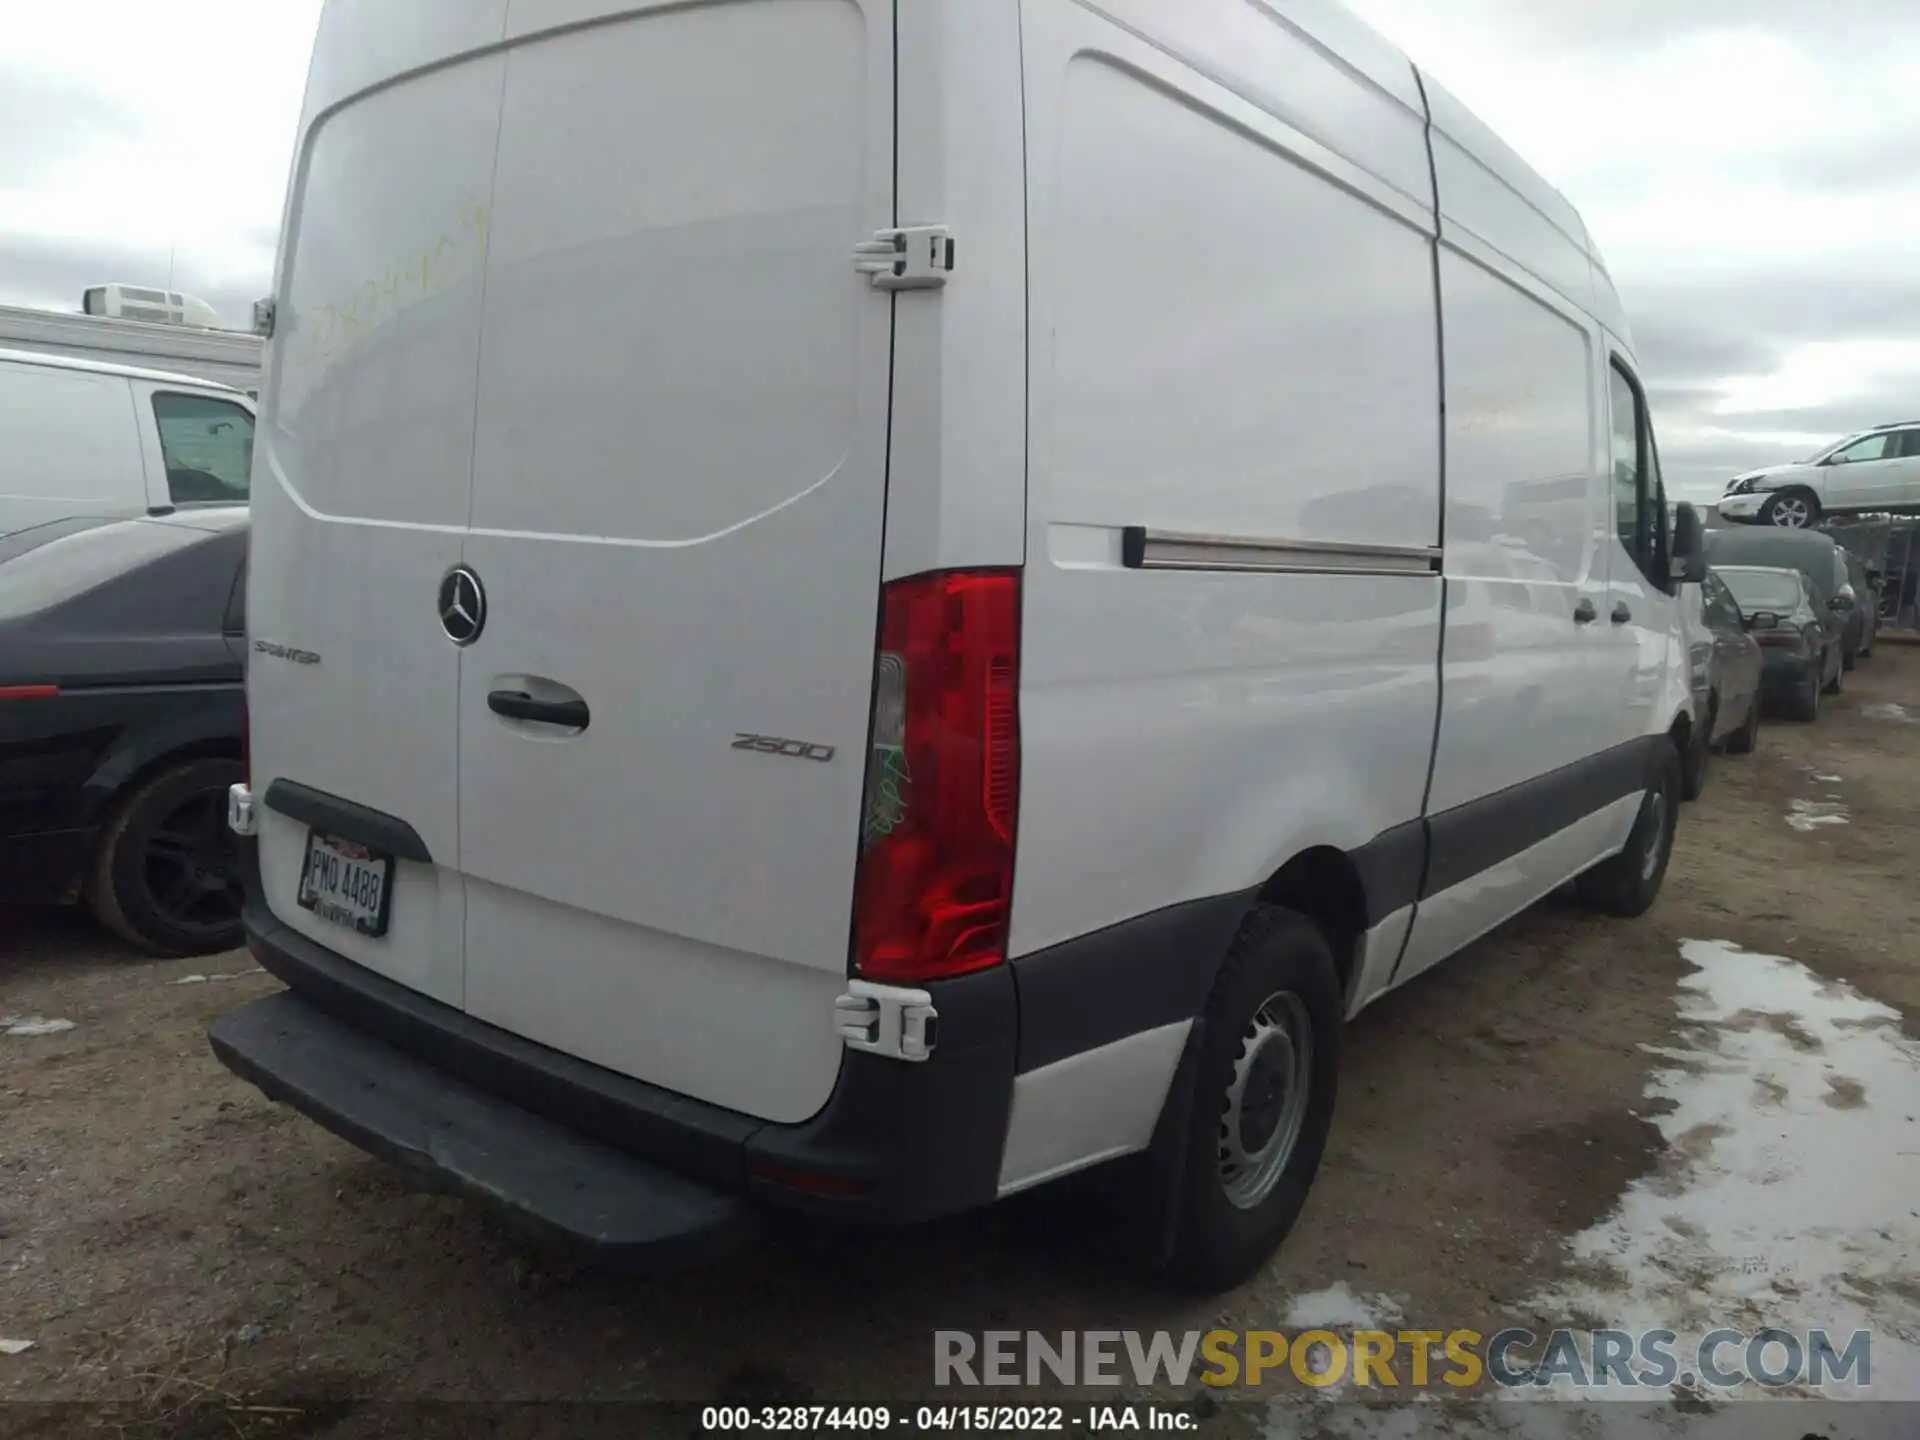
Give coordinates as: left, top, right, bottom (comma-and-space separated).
487, 690, 590, 729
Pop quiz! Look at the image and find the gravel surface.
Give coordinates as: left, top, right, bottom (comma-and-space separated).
4, 644, 1918, 1436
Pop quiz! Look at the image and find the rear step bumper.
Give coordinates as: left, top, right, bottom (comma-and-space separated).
210, 991, 756, 1270
220, 834, 1019, 1230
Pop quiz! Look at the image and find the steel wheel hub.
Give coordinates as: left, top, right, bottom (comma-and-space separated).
1218, 991, 1312, 1211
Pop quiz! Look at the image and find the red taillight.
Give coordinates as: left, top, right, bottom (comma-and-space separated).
852, 569, 1021, 984
0, 685, 59, 700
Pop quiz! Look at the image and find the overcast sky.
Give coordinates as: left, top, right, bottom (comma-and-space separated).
0, 2, 320, 332
1348, 0, 1920, 497
3, 1, 1915, 501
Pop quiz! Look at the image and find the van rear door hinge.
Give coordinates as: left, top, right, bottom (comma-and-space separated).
854, 226, 954, 291
835, 979, 938, 1062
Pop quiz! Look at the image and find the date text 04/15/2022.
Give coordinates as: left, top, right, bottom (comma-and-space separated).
699, 1406, 1197, 1432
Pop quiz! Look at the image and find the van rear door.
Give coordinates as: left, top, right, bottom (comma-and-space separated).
247, 33, 509, 1006
455, 0, 896, 1124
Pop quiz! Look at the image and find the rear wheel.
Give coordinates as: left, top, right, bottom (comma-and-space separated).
1723, 695, 1761, 755
1680, 700, 1714, 801
1761, 489, 1820, 528
1576, 743, 1680, 918
88, 757, 246, 957
1162, 906, 1341, 1292
1823, 646, 1844, 696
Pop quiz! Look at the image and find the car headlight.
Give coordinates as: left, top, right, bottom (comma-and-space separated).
1724, 476, 1755, 495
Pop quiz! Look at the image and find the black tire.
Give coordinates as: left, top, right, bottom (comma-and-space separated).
1723, 695, 1761, 756
88, 757, 246, 957
1842, 640, 1859, 672
1680, 700, 1714, 801
1162, 906, 1342, 1292
1823, 646, 1844, 696
1760, 489, 1820, 528
1575, 743, 1680, 918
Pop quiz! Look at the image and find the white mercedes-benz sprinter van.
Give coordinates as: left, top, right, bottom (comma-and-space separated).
214, 0, 1707, 1289
0, 348, 255, 538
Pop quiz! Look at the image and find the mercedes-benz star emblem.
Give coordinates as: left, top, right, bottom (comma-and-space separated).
437, 566, 486, 646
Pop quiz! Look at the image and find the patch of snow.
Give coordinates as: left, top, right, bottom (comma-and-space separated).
1522, 939, 1920, 1400
1860, 702, 1913, 723
0, 1339, 34, 1356
1258, 1285, 1408, 1401
1283, 1283, 1404, 1331
3, 1016, 75, 1036
1786, 799, 1849, 832
1815, 773, 1844, 783
169, 969, 263, 986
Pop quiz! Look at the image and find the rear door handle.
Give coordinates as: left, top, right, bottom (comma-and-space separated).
1612, 602, 1632, 625
487, 690, 590, 729
1574, 598, 1597, 624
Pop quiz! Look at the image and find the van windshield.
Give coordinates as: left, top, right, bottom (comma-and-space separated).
1717, 568, 1802, 613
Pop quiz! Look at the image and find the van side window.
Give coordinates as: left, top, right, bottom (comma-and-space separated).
1607, 360, 1667, 587
153, 392, 255, 504
1703, 572, 1741, 627
1608, 365, 1645, 568
1831, 432, 1892, 464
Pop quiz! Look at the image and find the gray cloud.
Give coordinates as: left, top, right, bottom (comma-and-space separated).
1623, 266, 1920, 347
0, 71, 142, 188
0, 231, 265, 329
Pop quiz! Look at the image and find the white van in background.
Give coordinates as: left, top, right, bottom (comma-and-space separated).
0, 349, 256, 538
214, 0, 1705, 1289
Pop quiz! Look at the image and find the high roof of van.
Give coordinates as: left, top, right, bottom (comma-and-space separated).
0, 344, 248, 394
1276, 0, 1628, 344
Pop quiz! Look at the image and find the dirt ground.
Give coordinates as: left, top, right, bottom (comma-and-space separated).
4, 644, 1919, 1435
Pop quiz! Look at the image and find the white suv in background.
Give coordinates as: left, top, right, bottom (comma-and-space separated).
1719, 421, 1920, 527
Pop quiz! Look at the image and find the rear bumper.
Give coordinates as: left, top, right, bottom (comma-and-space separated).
210, 990, 759, 1269
224, 841, 1018, 1238
1759, 650, 1819, 690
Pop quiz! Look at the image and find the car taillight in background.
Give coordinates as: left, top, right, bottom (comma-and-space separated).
0, 685, 60, 700
851, 569, 1021, 984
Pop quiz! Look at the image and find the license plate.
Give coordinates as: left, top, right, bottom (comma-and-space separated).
297, 831, 393, 937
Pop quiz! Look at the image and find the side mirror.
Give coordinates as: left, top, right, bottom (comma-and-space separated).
1828, 593, 1855, 613
1670, 502, 1708, 584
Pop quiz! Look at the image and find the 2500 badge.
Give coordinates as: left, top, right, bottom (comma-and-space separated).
733, 733, 836, 763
